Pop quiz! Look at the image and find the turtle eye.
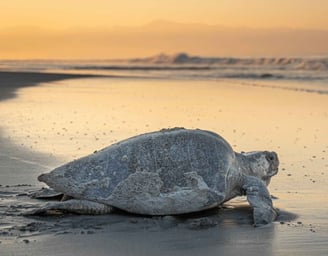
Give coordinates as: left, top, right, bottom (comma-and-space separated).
266, 152, 276, 162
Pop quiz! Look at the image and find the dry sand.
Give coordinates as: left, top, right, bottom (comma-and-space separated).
0, 72, 327, 255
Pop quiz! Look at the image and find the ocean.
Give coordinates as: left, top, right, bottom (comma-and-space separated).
1, 53, 328, 82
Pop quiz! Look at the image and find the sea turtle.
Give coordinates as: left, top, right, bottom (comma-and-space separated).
31, 128, 279, 226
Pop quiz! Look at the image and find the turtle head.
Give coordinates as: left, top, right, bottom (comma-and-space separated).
240, 151, 279, 185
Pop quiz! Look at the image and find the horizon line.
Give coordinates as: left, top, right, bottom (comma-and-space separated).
1, 52, 328, 61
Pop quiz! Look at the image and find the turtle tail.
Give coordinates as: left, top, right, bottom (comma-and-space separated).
38, 173, 50, 183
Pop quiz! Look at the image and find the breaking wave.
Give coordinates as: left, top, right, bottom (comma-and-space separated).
130, 53, 328, 71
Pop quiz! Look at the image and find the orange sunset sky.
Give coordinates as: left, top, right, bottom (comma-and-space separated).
1, 0, 328, 59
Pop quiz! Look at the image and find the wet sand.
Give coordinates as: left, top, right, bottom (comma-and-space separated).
0, 72, 327, 255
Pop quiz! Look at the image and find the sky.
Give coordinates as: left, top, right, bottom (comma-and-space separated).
1, 0, 328, 59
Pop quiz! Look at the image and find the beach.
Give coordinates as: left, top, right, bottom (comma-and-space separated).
0, 71, 327, 255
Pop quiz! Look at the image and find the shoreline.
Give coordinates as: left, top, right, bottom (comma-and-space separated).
0, 71, 104, 185
0, 128, 59, 186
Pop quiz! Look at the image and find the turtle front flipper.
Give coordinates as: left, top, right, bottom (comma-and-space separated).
242, 176, 278, 226
25, 199, 113, 215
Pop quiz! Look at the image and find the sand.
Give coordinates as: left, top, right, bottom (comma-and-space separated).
0, 72, 327, 255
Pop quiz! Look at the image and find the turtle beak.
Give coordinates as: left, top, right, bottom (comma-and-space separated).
268, 168, 279, 177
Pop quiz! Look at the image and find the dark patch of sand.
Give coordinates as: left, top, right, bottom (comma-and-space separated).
0, 71, 99, 101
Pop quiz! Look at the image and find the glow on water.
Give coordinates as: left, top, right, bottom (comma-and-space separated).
0, 78, 327, 160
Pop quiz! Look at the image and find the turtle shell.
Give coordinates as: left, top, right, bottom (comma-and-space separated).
39, 128, 236, 214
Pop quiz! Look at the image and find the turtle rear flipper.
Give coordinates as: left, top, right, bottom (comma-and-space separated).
29, 188, 64, 200
24, 199, 113, 215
